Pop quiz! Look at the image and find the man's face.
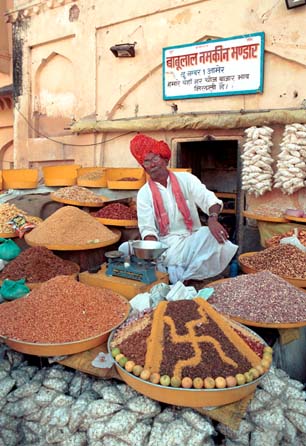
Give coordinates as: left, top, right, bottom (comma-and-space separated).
142, 152, 168, 178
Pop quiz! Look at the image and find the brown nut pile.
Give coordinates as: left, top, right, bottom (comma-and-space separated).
266, 229, 306, 247
53, 186, 104, 203
240, 244, 306, 278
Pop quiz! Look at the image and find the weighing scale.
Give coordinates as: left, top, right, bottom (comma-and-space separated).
104, 240, 168, 285
79, 241, 169, 300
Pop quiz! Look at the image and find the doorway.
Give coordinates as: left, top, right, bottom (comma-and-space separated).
176, 138, 240, 244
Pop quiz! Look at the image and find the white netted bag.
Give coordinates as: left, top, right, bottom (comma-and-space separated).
286, 412, 306, 434
259, 371, 288, 397
283, 417, 298, 444
249, 406, 286, 432
274, 123, 306, 194
181, 408, 215, 436
241, 126, 274, 196
286, 398, 306, 416
217, 419, 254, 440
162, 419, 193, 446
250, 429, 283, 446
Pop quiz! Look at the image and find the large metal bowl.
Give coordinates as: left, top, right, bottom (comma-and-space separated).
131, 240, 168, 260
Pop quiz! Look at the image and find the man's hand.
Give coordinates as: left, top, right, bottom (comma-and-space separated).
207, 217, 229, 244
144, 235, 158, 241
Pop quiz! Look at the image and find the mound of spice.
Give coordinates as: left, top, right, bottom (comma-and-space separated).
0, 246, 79, 283
111, 298, 265, 383
93, 203, 137, 220
208, 270, 306, 324
240, 244, 306, 278
53, 186, 104, 204
78, 169, 105, 181
118, 177, 139, 181
0, 203, 42, 234
0, 275, 129, 343
25, 206, 118, 247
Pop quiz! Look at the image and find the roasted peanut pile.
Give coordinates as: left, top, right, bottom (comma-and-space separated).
209, 270, 306, 323
0, 275, 129, 343
267, 229, 306, 247
53, 186, 104, 203
0, 203, 41, 234
25, 205, 117, 246
240, 244, 306, 278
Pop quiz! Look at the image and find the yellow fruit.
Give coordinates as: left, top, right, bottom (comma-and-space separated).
225, 376, 237, 387
193, 377, 204, 389
262, 353, 273, 363
132, 365, 143, 376
255, 364, 265, 375
115, 353, 124, 362
249, 368, 260, 379
111, 347, 120, 358
235, 373, 246, 385
118, 356, 128, 367
150, 373, 160, 384
244, 371, 253, 383
263, 346, 273, 354
170, 376, 181, 387
125, 361, 135, 373
261, 358, 272, 370
181, 377, 193, 388
160, 375, 171, 386
215, 377, 227, 389
140, 369, 151, 381
204, 377, 215, 389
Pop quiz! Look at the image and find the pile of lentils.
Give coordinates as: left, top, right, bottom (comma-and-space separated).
240, 244, 306, 278
208, 270, 306, 324
0, 246, 79, 283
0, 275, 129, 343
93, 203, 137, 220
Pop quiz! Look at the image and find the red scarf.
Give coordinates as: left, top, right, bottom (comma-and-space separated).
148, 171, 193, 236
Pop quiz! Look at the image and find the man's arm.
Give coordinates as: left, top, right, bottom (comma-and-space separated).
207, 204, 229, 243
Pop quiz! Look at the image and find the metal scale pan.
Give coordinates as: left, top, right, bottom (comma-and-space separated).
105, 241, 168, 284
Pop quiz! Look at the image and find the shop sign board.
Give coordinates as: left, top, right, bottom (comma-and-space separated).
163, 32, 264, 100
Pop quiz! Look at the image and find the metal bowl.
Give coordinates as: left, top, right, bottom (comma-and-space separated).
131, 240, 168, 260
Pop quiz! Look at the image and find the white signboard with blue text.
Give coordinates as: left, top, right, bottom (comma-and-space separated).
163, 32, 265, 100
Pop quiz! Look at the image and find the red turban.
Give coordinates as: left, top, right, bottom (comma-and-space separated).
130, 134, 171, 165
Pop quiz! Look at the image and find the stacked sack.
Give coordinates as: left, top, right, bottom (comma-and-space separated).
0, 343, 215, 446
1, 341, 306, 446
274, 123, 306, 194
241, 126, 274, 197
217, 366, 306, 446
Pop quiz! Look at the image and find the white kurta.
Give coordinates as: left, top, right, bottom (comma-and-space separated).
123, 172, 238, 284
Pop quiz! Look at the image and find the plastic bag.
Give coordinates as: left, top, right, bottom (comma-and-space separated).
8, 214, 36, 238
280, 228, 306, 252
0, 238, 21, 260
0, 278, 30, 300
0, 259, 8, 271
